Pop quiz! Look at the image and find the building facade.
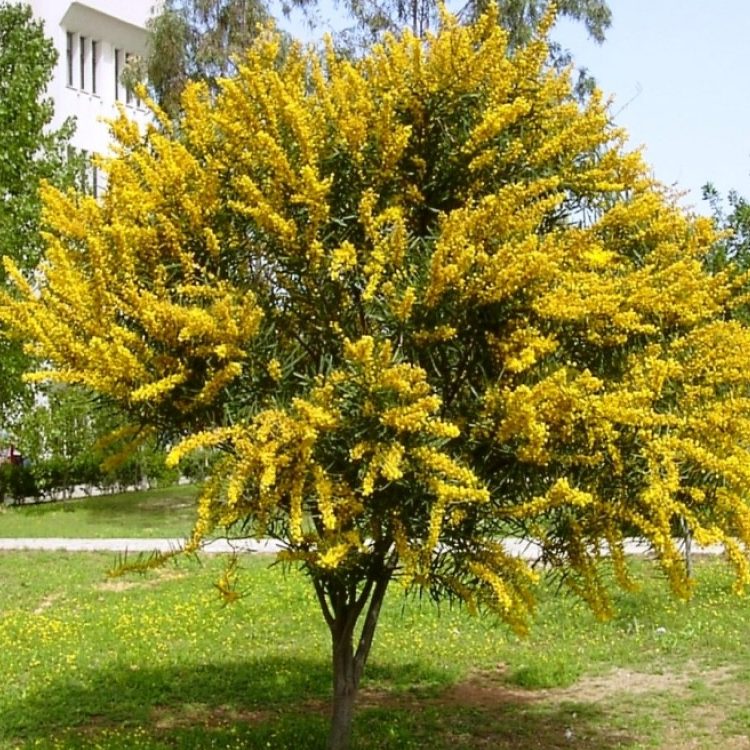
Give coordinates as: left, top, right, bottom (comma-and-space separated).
29, 0, 156, 183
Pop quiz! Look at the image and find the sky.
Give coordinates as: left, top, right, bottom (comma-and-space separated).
280, 0, 750, 216
553, 1, 750, 214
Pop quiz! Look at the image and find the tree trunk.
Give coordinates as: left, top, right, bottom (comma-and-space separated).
681, 515, 693, 578
324, 572, 391, 750
329, 631, 358, 750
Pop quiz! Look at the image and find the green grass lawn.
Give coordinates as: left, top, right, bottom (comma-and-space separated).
1, 551, 749, 749
0, 485, 200, 538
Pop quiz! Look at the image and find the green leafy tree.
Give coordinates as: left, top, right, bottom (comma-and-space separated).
344, 0, 609, 42
141, 0, 272, 117
4, 9, 750, 749
13, 385, 177, 497
0, 2, 77, 421
13, 386, 103, 497
702, 182, 750, 273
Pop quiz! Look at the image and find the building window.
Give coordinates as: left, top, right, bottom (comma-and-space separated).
79, 150, 88, 193
91, 40, 98, 95
124, 52, 133, 105
66, 32, 74, 86
79, 35, 87, 91
113, 50, 141, 108
114, 48, 122, 100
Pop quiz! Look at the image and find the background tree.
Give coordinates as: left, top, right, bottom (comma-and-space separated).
0, 2, 77, 423
142, 0, 609, 118
10, 385, 179, 498
4, 9, 750, 749
140, 0, 272, 117
343, 0, 609, 43
702, 182, 750, 275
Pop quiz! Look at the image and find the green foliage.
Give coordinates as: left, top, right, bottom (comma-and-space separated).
0, 2, 71, 269
702, 182, 750, 272
509, 658, 581, 688
11, 385, 177, 497
144, 0, 271, 117
341, 0, 610, 42
0, 461, 36, 504
0, 2, 78, 420
701, 183, 750, 330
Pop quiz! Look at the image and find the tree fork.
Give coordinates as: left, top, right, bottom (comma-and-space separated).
327, 571, 391, 750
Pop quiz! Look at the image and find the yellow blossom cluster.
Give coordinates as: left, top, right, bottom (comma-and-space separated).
168, 335, 487, 581
3, 5, 750, 630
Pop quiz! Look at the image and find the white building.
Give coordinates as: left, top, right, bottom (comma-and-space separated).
29, 0, 157, 189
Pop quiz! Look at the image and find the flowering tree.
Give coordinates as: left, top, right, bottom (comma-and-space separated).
4, 9, 750, 749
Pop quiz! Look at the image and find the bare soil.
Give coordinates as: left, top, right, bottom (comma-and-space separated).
354, 663, 749, 749
94, 567, 186, 592
77, 662, 750, 748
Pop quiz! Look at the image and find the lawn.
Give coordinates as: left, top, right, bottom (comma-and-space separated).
0, 485, 200, 539
1, 551, 749, 749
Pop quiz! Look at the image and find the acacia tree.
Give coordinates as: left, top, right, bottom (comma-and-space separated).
338, 0, 610, 98
0, 2, 77, 420
4, 9, 750, 749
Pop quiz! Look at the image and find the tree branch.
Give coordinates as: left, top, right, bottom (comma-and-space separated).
312, 575, 335, 629
353, 570, 391, 683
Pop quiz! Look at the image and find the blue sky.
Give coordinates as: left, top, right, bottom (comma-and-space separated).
280, 1, 750, 214
554, 1, 750, 214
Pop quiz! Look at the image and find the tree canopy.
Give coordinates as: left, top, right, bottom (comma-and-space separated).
702, 182, 750, 276
342, 0, 610, 46
3, 8, 750, 748
142, 0, 610, 116
0, 2, 77, 422
141, 0, 272, 117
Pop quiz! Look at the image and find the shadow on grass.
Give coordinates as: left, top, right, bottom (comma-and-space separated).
16, 485, 198, 515
7, 485, 200, 537
5, 657, 639, 750
77, 485, 199, 514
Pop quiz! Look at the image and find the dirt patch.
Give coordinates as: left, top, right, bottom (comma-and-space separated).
350, 663, 738, 713
96, 580, 140, 592
33, 593, 62, 614
338, 663, 744, 749
150, 703, 273, 730
658, 685, 750, 750
660, 728, 750, 750
95, 568, 185, 592
549, 663, 736, 703
428, 664, 745, 749
434, 674, 541, 709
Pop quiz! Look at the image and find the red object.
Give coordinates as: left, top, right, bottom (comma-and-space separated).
2, 445, 23, 466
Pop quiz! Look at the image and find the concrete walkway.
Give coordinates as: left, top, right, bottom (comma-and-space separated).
0, 537, 726, 558
0, 538, 284, 554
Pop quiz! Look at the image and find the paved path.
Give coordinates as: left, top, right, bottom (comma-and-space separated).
0, 537, 726, 558
0, 538, 284, 554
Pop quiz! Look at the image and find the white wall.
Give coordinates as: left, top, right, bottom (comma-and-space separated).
29, 1, 156, 158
